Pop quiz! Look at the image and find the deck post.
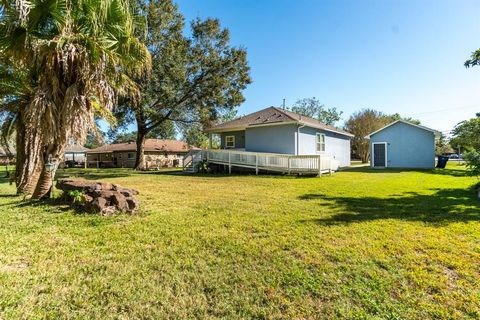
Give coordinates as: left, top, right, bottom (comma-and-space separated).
97, 160, 99, 169
318, 155, 322, 177
255, 154, 259, 175
287, 157, 291, 175
228, 152, 231, 174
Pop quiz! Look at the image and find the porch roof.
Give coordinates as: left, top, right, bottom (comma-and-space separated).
207, 106, 354, 137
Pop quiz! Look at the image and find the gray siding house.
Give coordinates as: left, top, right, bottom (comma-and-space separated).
206, 107, 354, 167
365, 120, 441, 168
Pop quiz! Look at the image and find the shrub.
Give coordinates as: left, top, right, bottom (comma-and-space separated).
464, 151, 480, 178
67, 190, 84, 204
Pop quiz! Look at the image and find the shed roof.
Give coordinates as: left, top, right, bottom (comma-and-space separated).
365, 120, 442, 139
207, 106, 354, 137
87, 139, 198, 154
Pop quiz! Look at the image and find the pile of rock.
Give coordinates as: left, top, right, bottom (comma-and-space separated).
56, 178, 139, 215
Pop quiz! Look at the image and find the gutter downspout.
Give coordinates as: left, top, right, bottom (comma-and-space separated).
296, 122, 305, 155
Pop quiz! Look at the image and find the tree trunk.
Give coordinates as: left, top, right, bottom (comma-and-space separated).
134, 112, 150, 171
32, 165, 55, 199
134, 128, 147, 170
360, 148, 370, 163
15, 112, 43, 195
32, 144, 66, 199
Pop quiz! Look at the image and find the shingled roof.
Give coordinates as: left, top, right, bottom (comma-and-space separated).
65, 144, 90, 153
87, 139, 198, 154
207, 106, 354, 137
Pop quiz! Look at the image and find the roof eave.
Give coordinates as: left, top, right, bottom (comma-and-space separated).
207, 120, 354, 137
206, 121, 299, 133
365, 120, 441, 139
205, 126, 246, 133
299, 121, 355, 138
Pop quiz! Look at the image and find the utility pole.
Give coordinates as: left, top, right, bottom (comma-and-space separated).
282, 98, 286, 109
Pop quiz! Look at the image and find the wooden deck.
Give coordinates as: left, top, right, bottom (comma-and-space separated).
184, 149, 338, 175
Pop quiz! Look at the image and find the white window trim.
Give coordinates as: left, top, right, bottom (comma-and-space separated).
372, 142, 388, 168
225, 135, 235, 149
316, 133, 325, 152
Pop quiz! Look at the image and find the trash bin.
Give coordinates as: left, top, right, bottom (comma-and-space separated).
436, 156, 449, 168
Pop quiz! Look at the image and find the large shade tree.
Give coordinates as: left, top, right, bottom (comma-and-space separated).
465, 49, 480, 67
0, 0, 150, 197
289, 97, 343, 126
450, 113, 480, 151
122, 0, 250, 170
344, 109, 390, 163
462, 50, 480, 177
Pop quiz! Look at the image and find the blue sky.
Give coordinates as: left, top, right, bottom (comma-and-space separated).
176, 0, 480, 134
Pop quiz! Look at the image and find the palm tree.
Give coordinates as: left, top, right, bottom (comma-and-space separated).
0, 0, 150, 198
0, 58, 39, 194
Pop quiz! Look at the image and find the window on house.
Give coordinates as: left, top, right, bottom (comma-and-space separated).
127, 153, 134, 160
316, 133, 325, 152
225, 136, 235, 148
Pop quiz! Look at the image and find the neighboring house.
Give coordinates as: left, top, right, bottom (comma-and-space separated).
206, 106, 354, 167
86, 139, 197, 169
64, 144, 90, 167
365, 120, 441, 168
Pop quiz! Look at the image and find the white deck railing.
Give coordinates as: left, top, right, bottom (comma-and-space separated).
203, 149, 337, 175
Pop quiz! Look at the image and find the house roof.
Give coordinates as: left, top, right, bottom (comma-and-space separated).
206, 106, 354, 137
365, 120, 442, 139
87, 139, 199, 154
65, 144, 90, 153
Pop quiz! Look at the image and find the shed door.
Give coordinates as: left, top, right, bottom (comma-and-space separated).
373, 143, 387, 167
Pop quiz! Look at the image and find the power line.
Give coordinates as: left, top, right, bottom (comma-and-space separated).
407, 104, 480, 117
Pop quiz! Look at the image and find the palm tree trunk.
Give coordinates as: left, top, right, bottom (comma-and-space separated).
31, 144, 65, 199
15, 112, 43, 195
32, 165, 55, 199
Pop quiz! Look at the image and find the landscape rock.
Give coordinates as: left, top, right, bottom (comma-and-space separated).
82, 194, 94, 203
91, 197, 108, 213
111, 193, 129, 211
101, 206, 117, 216
126, 198, 139, 212
95, 182, 113, 191
56, 178, 139, 215
119, 189, 133, 198
91, 190, 117, 199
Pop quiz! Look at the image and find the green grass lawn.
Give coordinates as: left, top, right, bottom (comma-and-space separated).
0, 163, 479, 319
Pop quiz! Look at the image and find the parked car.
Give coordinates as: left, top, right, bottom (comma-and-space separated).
449, 154, 459, 159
